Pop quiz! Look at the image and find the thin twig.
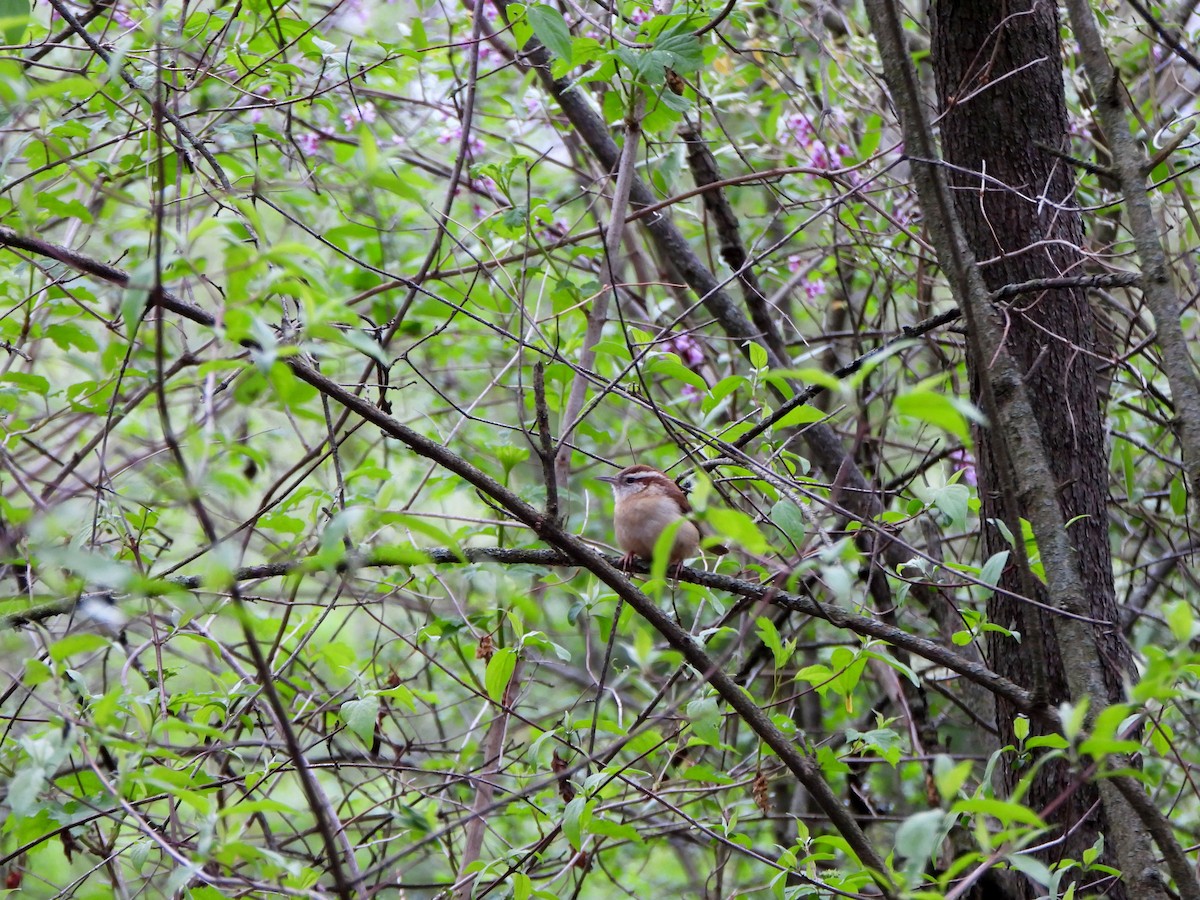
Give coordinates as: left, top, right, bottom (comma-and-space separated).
44, 0, 233, 192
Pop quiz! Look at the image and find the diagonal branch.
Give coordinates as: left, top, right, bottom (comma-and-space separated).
0, 225, 898, 897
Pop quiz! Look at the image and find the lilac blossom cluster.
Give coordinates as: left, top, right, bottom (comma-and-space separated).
782, 112, 855, 175
663, 334, 706, 403
785, 255, 828, 301
949, 449, 978, 487
293, 100, 383, 157
437, 122, 487, 158
342, 101, 377, 131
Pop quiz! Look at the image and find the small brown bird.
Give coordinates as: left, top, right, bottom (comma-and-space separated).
597, 464, 725, 574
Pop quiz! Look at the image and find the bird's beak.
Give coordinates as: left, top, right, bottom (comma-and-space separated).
596, 474, 617, 484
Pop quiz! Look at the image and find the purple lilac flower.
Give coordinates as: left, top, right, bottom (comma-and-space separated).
437, 124, 486, 157
784, 113, 814, 142
668, 334, 705, 367
949, 449, 978, 487
297, 132, 322, 155
342, 101, 377, 131
338, 0, 369, 30
112, 5, 137, 29
538, 219, 569, 243
246, 85, 271, 124
782, 111, 858, 175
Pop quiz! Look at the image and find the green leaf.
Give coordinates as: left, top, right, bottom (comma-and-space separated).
23, 658, 52, 687
1077, 735, 1142, 758
1059, 697, 1089, 742
862, 649, 918, 686
795, 663, 833, 692
0, 0, 28, 45
45, 323, 100, 352
859, 114, 882, 158
705, 507, 769, 554
931, 755, 972, 802
647, 354, 707, 390
1025, 733, 1069, 751
755, 616, 792, 668
1006, 852, 1051, 886
772, 403, 826, 428
702, 374, 746, 413
494, 443, 530, 472
1013, 715, 1030, 741
828, 646, 868, 704
894, 809, 952, 875
338, 329, 390, 365
953, 797, 1044, 827
769, 499, 806, 547
563, 795, 590, 849
485, 648, 518, 702
6, 763, 46, 818
1166, 600, 1193, 642
846, 725, 904, 766
527, 4, 572, 64
377, 513, 466, 560
764, 367, 844, 392
930, 482, 970, 528
678, 762, 734, 783
2, 371, 49, 395
367, 168, 428, 205
649, 517, 687, 581
652, 28, 703, 74
979, 550, 1009, 593
340, 696, 380, 744
746, 341, 768, 370
686, 695, 721, 746
896, 388, 981, 441
1169, 473, 1187, 515
48, 632, 110, 662
216, 799, 299, 817
587, 816, 643, 843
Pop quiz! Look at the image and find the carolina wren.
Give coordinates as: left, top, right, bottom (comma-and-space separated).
597, 464, 725, 573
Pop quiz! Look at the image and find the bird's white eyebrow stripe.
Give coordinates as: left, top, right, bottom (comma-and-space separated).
626, 471, 657, 480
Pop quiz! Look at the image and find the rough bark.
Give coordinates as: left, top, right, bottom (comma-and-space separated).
863, 0, 1186, 889
930, 0, 1131, 891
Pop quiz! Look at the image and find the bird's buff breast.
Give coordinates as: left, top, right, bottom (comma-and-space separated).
615, 499, 701, 563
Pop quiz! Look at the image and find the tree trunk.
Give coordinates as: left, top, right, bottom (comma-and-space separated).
931, 1, 1132, 894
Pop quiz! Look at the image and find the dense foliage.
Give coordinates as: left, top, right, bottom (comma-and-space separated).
0, 0, 1197, 897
